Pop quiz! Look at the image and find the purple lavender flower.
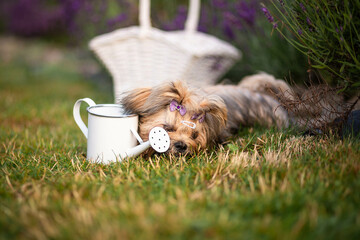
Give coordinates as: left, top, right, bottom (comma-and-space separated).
235, 1, 256, 26
7, 0, 64, 36
299, 3, 306, 12
2, 0, 135, 42
162, 6, 187, 31
336, 25, 343, 33
222, 20, 235, 39
306, 17, 312, 26
211, 0, 227, 9
107, 13, 128, 28
261, 7, 274, 23
62, 0, 84, 34
298, 29, 303, 35
198, 8, 209, 32
223, 12, 243, 30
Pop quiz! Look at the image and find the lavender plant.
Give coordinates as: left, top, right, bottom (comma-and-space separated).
1, 0, 64, 37
264, 0, 360, 94
0, 0, 135, 43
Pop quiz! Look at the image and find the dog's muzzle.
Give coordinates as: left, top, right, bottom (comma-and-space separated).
173, 141, 187, 153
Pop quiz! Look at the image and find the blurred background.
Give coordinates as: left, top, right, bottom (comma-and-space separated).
0, 0, 309, 89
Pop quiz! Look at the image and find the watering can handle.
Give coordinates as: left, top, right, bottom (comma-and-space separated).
73, 98, 96, 139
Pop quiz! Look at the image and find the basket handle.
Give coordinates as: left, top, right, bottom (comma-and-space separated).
139, 0, 151, 36
185, 0, 201, 34
139, 0, 201, 36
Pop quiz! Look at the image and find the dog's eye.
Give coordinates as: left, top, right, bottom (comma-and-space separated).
163, 124, 175, 132
191, 131, 199, 140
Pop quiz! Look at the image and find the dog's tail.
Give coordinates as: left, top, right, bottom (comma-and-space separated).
238, 72, 354, 133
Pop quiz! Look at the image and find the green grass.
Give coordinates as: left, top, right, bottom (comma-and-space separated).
1, 39, 360, 240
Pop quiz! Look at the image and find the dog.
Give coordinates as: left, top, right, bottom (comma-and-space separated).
119, 73, 292, 155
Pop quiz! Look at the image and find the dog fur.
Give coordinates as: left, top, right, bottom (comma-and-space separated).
119, 73, 290, 155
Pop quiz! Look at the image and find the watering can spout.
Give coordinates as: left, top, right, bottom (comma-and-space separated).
125, 141, 151, 158
125, 127, 170, 159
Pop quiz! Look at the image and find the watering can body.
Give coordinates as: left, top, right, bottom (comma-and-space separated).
73, 98, 169, 164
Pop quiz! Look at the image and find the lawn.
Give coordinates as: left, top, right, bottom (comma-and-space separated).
1, 38, 360, 240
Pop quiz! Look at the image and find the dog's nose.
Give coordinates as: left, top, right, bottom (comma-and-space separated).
174, 141, 187, 153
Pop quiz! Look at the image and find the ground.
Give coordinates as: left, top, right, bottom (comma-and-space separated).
0, 37, 360, 239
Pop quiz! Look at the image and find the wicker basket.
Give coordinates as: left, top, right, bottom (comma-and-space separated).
89, 0, 241, 99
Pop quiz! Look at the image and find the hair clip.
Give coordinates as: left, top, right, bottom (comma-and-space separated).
170, 100, 186, 116
181, 121, 196, 129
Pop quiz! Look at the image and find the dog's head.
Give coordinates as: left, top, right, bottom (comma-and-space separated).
120, 81, 227, 155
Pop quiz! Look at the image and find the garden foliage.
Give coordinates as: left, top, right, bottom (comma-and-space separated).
265, 0, 360, 93
0, 0, 308, 82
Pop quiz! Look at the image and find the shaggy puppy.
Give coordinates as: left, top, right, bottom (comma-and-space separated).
120, 73, 290, 155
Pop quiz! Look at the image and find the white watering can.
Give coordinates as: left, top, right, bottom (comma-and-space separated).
73, 98, 170, 164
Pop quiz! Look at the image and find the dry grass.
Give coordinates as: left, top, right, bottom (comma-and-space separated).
1, 38, 360, 239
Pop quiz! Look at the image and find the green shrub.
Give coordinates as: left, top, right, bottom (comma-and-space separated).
264, 0, 360, 94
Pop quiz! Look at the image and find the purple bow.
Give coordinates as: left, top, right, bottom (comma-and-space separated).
170, 100, 186, 116
191, 113, 206, 123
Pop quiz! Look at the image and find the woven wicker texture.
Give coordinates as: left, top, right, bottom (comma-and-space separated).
89, 0, 241, 99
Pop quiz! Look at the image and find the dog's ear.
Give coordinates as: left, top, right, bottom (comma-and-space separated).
199, 96, 228, 140
119, 88, 152, 115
